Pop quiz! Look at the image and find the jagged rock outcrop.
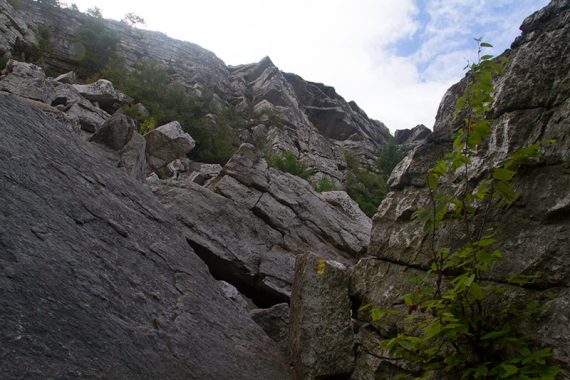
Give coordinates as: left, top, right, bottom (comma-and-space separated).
393, 124, 431, 146
0, 94, 291, 379
149, 143, 371, 305
0, 60, 160, 183
0, 59, 112, 134
355, 1, 570, 377
0, 59, 54, 103
230, 57, 391, 182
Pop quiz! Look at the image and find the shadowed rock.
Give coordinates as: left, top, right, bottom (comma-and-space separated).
251, 303, 290, 355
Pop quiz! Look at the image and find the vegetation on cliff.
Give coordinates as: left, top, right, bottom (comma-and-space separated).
344, 143, 405, 217
369, 40, 560, 380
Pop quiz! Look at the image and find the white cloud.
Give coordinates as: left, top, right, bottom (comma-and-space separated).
67, 0, 549, 132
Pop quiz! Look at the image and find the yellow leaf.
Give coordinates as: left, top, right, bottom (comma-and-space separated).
316, 258, 326, 276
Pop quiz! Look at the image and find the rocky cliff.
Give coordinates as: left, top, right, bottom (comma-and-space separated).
0, 0, 391, 185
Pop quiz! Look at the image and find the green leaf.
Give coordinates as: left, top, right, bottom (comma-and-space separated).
398, 338, 416, 351
403, 294, 415, 306
476, 237, 496, 247
480, 42, 493, 48
493, 168, 516, 181
500, 364, 518, 377
481, 54, 494, 60
425, 322, 443, 339
469, 282, 485, 301
426, 173, 438, 190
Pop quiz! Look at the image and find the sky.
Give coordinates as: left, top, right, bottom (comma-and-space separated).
66, 0, 549, 132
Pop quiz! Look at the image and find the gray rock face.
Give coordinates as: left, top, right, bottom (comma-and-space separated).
54, 70, 77, 84
0, 94, 290, 379
284, 72, 391, 145
149, 144, 371, 305
144, 121, 195, 172
186, 162, 222, 185
321, 190, 372, 233
149, 177, 289, 305
219, 280, 249, 310
360, 1, 570, 376
289, 253, 354, 379
251, 303, 290, 354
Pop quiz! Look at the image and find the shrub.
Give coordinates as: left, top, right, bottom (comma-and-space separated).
313, 176, 337, 193
138, 117, 156, 135
344, 150, 388, 217
267, 150, 312, 180
75, 16, 119, 79
11, 25, 51, 65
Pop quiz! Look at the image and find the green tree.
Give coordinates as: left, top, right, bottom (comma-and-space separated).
313, 176, 337, 193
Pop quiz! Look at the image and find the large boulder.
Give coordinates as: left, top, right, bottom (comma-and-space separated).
145, 121, 195, 173
73, 79, 131, 113
89, 113, 147, 182
53, 83, 111, 133
149, 177, 289, 305
289, 253, 354, 379
0, 61, 111, 133
0, 94, 290, 379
